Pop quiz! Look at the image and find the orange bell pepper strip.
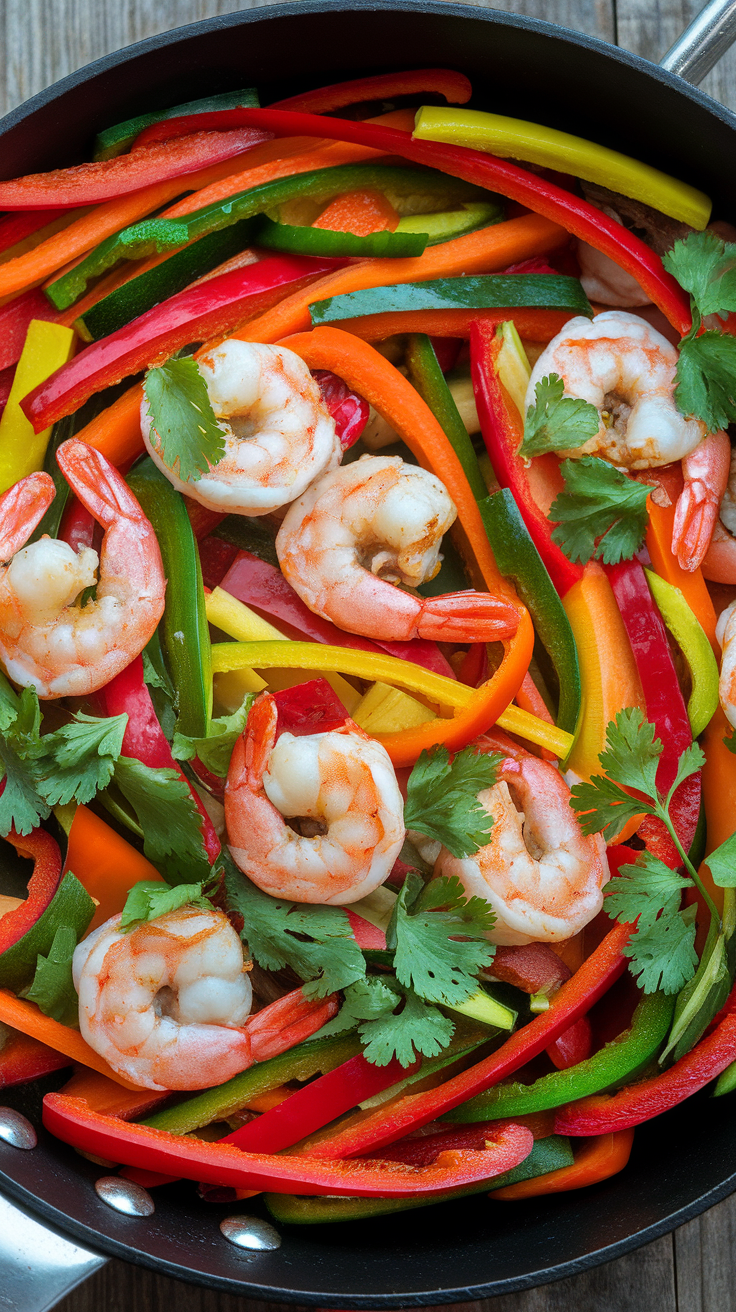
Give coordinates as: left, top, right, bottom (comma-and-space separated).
71, 381, 144, 469
320, 306, 575, 344
269, 69, 472, 115
489, 1130, 634, 1199
63, 804, 163, 932
646, 497, 718, 654
57, 1066, 168, 1120
0, 990, 139, 1087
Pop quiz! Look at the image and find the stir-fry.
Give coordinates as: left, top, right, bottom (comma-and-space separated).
1, 66, 736, 1221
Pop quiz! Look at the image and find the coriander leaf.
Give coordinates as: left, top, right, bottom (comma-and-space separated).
389, 873, 496, 1005
403, 745, 502, 858
605, 851, 693, 932
30, 711, 127, 806
663, 231, 736, 321
309, 976, 399, 1042
142, 647, 169, 692
520, 373, 600, 457
358, 982, 455, 1068
120, 879, 213, 929
665, 741, 707, 804
674, 330, 736, 433
550, 457, 651, 565
144, 356, 226, 483
172, 696, 253, 778
223, 853, 365, 998
0, 689, 49, 836
570, 708, 663, 839
704, 830, 736, 887
624, 906, 698, 995
113, 755, 211, 884
22, 925, 79, 1026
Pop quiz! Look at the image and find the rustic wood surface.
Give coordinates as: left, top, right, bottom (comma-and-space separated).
0, 0, 734, 1308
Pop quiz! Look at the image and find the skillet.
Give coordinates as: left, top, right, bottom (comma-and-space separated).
2, 1, 736, 1303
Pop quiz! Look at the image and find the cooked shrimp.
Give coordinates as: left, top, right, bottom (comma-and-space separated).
225, 691, 405, 904
716, 600, 736, 729
141, 339, 341, 515
276, 454, 520, 643
672, 429, 731, 571
576, 241, 651, 308
702, 444, 736, 583
0, 441, 165, 698
435, 755, 609, 944
73, 905, 337, 1090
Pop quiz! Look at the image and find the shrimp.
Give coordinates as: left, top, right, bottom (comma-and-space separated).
528, 310, 726, 570
225, 691, 405, 904
0, 440, 165, 698
702, 443, 736, 583
576, 242, 651, 308
73, 905, 337, 1090
716, 600, 736, 729
275, 454, 520, 643
141, 339, 341, 515
435, 755, 609, 945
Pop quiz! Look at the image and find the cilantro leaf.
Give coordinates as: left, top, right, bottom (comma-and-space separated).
674, 330, 736, 433
30, 711, 127, 806
704, 830, 736, 887
388, 872, 496, 1005
403, 745, 501, 857
570, 708, 665, 840
520, 373, 600, 458
223, 854, 365, 999
623, 906, 698, 995
0, 689, 50, 836
144, 357, 226, 483
663, 231, 736, 321
605, 851, 693, 933
172, 696, 253, 778
309, 975, 399, 1041
550, 457, 651, 565
120, 879, 214, 929
665, 741, 706, 803
113, 755, 212, 885
358, 983, 455, 1068
22, 924, 79, 1026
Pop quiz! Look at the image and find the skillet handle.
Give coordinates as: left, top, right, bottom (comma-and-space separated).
659, 0, 736, 82
0, 1188, 106, 1312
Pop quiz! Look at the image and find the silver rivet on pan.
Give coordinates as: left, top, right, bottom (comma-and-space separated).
95, 1176, 155, 1216
220, 1215, 282, 1250
0, 1108, 37, 1150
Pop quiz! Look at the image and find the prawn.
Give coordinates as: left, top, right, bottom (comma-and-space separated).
436, 755, 609, 944
527, 310, 726, 570
225, 691, 406, 904
0, 440, 165, 698
275, 454, 520, 643
73, 905, 337, 1090
141, 339, 341, 515
702, 443, 736, 583
716, 600, 736, 729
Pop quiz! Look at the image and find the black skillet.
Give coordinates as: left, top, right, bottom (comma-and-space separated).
2, 2, 736, 1304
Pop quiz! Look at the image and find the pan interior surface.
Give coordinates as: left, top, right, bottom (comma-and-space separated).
1, 1, 735, 1302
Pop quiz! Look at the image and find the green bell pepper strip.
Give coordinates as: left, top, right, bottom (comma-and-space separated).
0, 871, 95, 994
264, 1135, 573, 1224
126, 458, 211, 739
47, 164, 483, 309
405, 332, 487, 503
309, 274, 592, 327
443, 989, 675, 1122
251, 214, 427, 259
643, 568, 719, 739
478, 489, 582, 738
93, 88, 260, 161
396, 201, 503, 245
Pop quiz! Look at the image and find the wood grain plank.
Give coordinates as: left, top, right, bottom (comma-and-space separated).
616, 0, 736, 111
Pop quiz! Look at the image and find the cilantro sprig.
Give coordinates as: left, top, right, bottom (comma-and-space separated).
387, 872, 496, 1004
663, 231, 736, 431
520, 373, 600, 458
144, 356, 226, 483
173, 696, 254, 778
403, 745, 501, 857
549, 457, 651, 566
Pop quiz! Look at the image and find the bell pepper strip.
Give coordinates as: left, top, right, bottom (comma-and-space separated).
396, 201, 503, 246
95, 88, 260, 161
264, 1136, 573, 1223
329, 306, 574, 345
645, 491, 719, 654
413, 108, 711, 229
405, 330, 488, 503
0, 992, 141, 1087
490, 1129, 635, 1199
606, 557, 701, 860
444, 988, 674, 1122
309, 274, 591, 327
0, 827, 62, 957
57, 1067, 168, 1120
312, 369, 369, 450
21, 256, 341, 433
0, 129, 272, 210
64, 805, 163, 932
220, 551, 455, 678
0, 289, 64, 372
296, 922, 630, 1160
0, 320, 75, 492
546, 1016, 593, 1070
270, 69, 473, 115
0, 366, 14, 420
0, 870, 95, 994
0, 208, 67, 255
42, 1095, 533, 1196
490, 943, 570, 996
0, 1026, 72, 1088
253, 214, 427, 259
479, 489, 582, 738
555, 995, 736, 1134
644, 568, 719, 739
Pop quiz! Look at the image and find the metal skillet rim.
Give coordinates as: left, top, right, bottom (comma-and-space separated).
1, 0, 736, 1302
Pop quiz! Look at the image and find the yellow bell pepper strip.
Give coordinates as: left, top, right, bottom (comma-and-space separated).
0, 990, 140, 1087
412, 108, 711, 229
489, 1130, 635, 1199
644, 568, 719, 738
0, 320, 74, 493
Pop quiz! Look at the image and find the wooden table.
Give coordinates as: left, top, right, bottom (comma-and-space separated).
1, 0, 735, 1307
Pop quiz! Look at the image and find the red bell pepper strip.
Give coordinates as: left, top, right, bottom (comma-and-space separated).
178, 108, 692, 334
0, 828, 62, 954
0, 289, 62, 372
220, 550, 455, 679
312, 369, 369, 449
0, 1026, 72, 1088
471, 319, 582, 597
490, 1129, 634, 1198
42, 1094, 532, 1196
546, 1016, 593, 1070
0, 366, 15, 420
554, 991, 736, 1134
0, 209, 66, 255
606, 558, 700, 862
21, 254, 344, 433
302, 922, 630, 1159
58, 496, 97, 553
272, 677, 349, 736
0, 130, 272, 209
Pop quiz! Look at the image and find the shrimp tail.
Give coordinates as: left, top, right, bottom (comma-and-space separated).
244, 692, 278, 786
416, 591, 520, 642
245, 986, 339, 1062
672, 430, 731, 571
0, 471, 55, 558
56, 439, 148, 527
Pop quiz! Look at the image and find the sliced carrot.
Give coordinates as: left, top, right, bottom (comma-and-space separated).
331, 307, 576, 343
646, 502, 718, 654
237, 213, 567, 343
72, 382, 144, 467
64, 803, 163, 932
489, 1130, 634, 1198
0, 989, 140, 1087
313, 188, 400, 235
